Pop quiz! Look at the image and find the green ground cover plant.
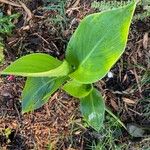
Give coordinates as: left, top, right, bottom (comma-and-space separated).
1, 1, 136, 131
44, 0, 67, 30
0, 12, 19, 35
0, 12, 20, 62
90, 114, 127, 150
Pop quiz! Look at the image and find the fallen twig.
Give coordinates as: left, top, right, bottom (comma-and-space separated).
19, 1, 32, 21
0, 0, 21, 7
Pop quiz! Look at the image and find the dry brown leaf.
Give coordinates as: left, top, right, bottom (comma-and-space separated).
143, 32, 149, 49
74, 130, 82, 135
19, 1, 32, 21
133, 67, 142, 94
122, 74, 128, 82
0, 0, 21, 7
22, 25, 30, 31
123, 97, 136, 104
110, 99, 118, 111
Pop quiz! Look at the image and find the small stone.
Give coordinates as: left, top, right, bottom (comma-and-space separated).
107, 71, 113, 78
1, 91, 13, 98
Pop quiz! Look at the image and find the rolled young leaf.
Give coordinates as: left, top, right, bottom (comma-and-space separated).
63, 79, 93, 98
66, 2, 136, 83
22, 77, 66, 113
80, 88, 105, 131
2, 53, 70, 77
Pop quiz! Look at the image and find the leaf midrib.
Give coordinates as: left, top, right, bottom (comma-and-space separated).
78, 15, 122, 68
74, 3, 135, 69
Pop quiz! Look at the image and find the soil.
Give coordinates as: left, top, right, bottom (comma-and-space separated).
0, 0, 150, 150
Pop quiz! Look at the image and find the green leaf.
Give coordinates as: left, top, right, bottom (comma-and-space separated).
22, 77, 66, 113
80, 88, 105, 131
66, 2, 136, 83
63, 79, 93, 98
2, 53, 70, 77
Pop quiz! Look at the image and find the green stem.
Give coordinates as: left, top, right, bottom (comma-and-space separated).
105, 107, 127, 130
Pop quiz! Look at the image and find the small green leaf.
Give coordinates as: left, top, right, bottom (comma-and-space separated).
63, 80, 93, 98
4, 128, 12, 139
80, 88, 105, 131
2, 53, 70, 77
66, 2, 136, 83
22, 77, 66, 113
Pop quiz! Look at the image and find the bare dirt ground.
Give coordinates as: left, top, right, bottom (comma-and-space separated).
0, 0, 150, 149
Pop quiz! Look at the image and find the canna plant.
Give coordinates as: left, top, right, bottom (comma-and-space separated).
1, 2, 136, 131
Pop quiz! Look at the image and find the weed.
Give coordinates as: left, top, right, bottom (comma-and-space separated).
0, 12, 20, 35
135, 70, 150, 120
44, 0, 67, 30
142, 98, 150, 118
0, 12, 19, 62
88, 114, 127, 150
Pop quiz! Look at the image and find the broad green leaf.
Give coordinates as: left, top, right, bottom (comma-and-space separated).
66, 2, 136, 83
80, 88, 105, 131
0, 42, 4, 62
63, 79, 93, 98
22, 77, 66, 113
2, 53, 70, 77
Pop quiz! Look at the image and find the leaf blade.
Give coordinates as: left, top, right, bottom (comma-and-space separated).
63, 80, 93, 98
66, 2, 136, 83
80, 88, 105, 131
2, 53, 70, 77
22, 77, 66, 113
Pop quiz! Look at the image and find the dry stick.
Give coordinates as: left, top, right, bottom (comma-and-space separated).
0, 0, 32, 22
105, 107, 127, 130
143, 32, 149, 49
33, 33, 50, 45
133, 67, 142, 94
66, 0, 80, 15
128, 108, 142, 116
19, 1, 32, 21
0, 0, 21, 7
71, 0, 80, 8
